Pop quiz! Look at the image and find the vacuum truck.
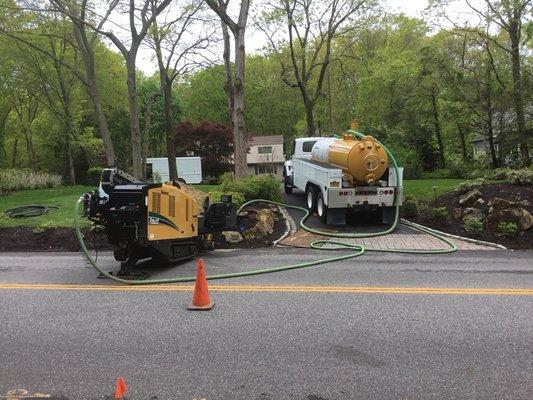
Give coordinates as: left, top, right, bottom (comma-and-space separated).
283, 133, 403, 225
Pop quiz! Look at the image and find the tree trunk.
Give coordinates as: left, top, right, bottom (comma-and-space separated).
153, 31, 178, 182
232, 28, 247, 178
22, 128, 36, 172
162, 82, 178, 181
486, 120, 499, 168
221, 17, 234, 125
126, 55, 143, 178
430, 89, 445, 167
0, 108, 9, 164
509, 22, 530, 166
11, 138, 18, 168
142, 92, 154, 179
304, 99, 317, 137
86, 54, 115, 166
456, 123, 469, 161
73, 23, 116, 167
66, 140, 76, 185
485, 66, 499, 168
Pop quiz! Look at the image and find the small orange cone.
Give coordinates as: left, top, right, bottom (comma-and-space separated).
188, 258, 214, 311
114, 377, 127, 399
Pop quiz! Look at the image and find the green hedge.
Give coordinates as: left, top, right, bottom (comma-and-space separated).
219, 173, 281, 202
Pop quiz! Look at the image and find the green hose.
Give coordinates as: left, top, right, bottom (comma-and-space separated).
74, 131, 456, 285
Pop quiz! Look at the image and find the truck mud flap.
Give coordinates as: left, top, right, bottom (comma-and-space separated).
327, 208, 346, 226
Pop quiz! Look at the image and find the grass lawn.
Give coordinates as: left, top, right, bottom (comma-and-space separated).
0, 184, 217, 228
403, 179, 465, 200
0, 186, 94, 228
192, 184, 218, 193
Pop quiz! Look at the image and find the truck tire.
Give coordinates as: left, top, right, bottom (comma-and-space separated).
306, 186, 317, 212
317, 191, 328, 223
284, 176, 293, 194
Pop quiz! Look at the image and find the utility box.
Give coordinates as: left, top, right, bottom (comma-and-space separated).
146, 157, 202, 184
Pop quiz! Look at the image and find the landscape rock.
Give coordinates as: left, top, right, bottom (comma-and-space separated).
459, 189, 482, 206
462, 207, 485, 222
488, 197, 529, 210
243, 208, 278, 240
474, 198, 485, 206
452, 208, 462, 219
486, 207, 533, 231
222, 231, 243, 243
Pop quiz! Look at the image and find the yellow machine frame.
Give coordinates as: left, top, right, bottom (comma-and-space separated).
146, 183, 199, 241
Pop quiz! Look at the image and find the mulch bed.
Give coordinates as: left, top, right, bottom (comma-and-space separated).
0, 206, 287, 252
413, 183, 532, 250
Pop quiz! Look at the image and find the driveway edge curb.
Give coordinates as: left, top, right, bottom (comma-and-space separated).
401, 219, 508, 250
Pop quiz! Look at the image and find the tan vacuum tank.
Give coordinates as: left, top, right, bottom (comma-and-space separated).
311, 134, 388, 184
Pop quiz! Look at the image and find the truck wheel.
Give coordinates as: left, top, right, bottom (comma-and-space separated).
284, 177, 293, 194
306, 186, 317, 212
317, 192, 328, 223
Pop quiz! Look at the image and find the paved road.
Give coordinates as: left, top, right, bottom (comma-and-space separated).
0, 249, 532, 399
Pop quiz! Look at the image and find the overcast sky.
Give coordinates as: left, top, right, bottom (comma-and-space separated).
133, 0, 472, 75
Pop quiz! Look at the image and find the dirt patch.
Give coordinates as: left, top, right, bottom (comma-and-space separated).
213, 204, 287, 249
0, 227, 111, 252
413, 183, 532, 250
0, 205, 287, 252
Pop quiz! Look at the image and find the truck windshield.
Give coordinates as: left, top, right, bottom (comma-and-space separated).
302, 141, 317, 152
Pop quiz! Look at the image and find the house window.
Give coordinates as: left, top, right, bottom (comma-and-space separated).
255, 164, 277, 175
258, 146, 273, 154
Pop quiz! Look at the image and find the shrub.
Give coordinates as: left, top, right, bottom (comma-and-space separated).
505, 168, 533, 186
402, 195, 420, 218
0, 168, 62, 195
86, 167, 104, 186
152, 172, 162, 183
447, 157, 470, 179
219, 173, 281, 202
498, 222, 518, 237
454, 178, 488, 194
463, 217, 484, 233
429, 206, 450, 224
210, 191, 245, 207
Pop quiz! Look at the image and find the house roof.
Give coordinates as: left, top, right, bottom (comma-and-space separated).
246, 134, 284, 146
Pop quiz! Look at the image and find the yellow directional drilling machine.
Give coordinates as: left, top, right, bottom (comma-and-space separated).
82, 168, 237, 276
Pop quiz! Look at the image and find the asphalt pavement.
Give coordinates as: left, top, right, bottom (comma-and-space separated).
0, 248, 532, 399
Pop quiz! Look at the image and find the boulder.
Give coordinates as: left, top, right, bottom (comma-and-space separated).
452, 208, 462, 219
222, 231, 243, 243
488, 197, 529, 210
459, 189, 482, 206
486, 207, 533, 231
243, 208, 278, 240
462, 207, 485, 222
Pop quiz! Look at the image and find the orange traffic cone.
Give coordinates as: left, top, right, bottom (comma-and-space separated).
188, 258, 214, 311
114, 377, 127, 399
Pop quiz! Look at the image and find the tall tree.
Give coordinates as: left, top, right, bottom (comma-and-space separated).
149, 0, 214, 180
50, 0, 118, 167
53, 0, 172, 177
259, 0, 372, 136
204, 0, 250, 178
431, 0, 532, 166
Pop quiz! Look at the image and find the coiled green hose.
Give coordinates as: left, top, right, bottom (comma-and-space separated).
74, 130, 456, 285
